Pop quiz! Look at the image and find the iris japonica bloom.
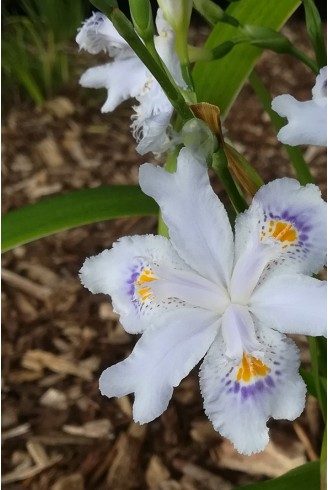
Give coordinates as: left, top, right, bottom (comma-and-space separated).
271, 66, 327, 146
76, 10, 186, 155
80, 148, 327, 454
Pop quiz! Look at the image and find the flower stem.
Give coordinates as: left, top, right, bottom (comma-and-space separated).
212, 149, 248, 214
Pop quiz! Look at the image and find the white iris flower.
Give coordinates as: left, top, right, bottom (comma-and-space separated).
80, 148, 327, 455
76, 10, 186, 154
271, 66, 327, 146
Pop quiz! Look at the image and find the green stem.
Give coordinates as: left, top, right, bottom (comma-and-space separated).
289, 45, 319, 74
90, 0, 194, 122
321, 425, 327, 490
249, 71, 314, 185
212, 150, 248, 214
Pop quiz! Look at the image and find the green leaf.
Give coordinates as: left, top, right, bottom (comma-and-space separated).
238, 461, 320, 490
302, 0, 327, 68
193, 0, 301, 118
2, 186, 158, 253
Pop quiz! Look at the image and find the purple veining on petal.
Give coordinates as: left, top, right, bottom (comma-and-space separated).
225, 380, 232, 386
241, 386, 248, 400
234, 382, 240, 394
275, 370, 281, 376
240, 381, 265, 401
273, 361, 280, 365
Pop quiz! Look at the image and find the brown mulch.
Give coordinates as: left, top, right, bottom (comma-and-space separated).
2, 19, 326, 490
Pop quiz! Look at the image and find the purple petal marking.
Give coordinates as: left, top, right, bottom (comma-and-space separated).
265, 376, 275, 387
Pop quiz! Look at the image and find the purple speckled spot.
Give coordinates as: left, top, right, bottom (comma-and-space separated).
301, 225, 313, 233
275, 370, 281, 376
255, 380, 265, 393
233, 382, 240, 394
265, 376, 275, 387
225, 380, 232, 386
299, 234, 308, 241
281, 210, 289, 219
273, 361, 280, 365
227, 388, 233, 394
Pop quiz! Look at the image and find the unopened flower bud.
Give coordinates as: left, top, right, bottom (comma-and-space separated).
182, 118, 217, 161
129, 0, 154, 42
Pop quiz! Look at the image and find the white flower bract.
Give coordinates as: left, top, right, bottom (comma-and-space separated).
271, 66, 327, 146
80, 148, 327, 455
76, 10, 186, 155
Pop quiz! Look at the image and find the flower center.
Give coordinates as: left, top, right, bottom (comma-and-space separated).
135, 267, 157, 302
261, 219, 298, 248
236, 353, 270, 383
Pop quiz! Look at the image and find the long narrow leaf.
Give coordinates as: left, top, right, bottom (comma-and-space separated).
193, 0, 301, 118
239, 461, 320, 490
2, 186, 158, 253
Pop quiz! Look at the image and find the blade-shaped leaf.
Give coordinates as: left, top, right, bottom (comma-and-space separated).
2, 185, 158, 253
239, 461, 320, 490
193, 0, 301, 117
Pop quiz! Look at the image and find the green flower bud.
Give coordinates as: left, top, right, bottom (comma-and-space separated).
241, 25, 293, 54
182, 118, 217, 161
129, 0, 154, 42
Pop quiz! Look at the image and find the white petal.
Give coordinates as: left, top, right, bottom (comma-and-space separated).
139, 148, 234, 288
221, 304, 262, 360
132, 78, 174, 155
100, 308, 219, 423
156, 3, 192, 36
76, 12, 130, 57
200, 328, 306, 455
312, 66, 327, 100
79, 57, 147, 112
230, 240, 279, 304
80, 235, 185, 333
80, 234, 225, 333
250, 274, 327, 337
271, 94, 327, 146
154, 12, 187, 88
234, 178, 327, 276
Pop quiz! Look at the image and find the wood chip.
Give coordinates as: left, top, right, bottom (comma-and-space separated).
45, 97, 75, 119
146, 456, 170, 488
190, 420, 221, 445
35, 136, 64, 168
40, 388, 69, 410
211, 440, 306, 478
22, 350, 93, 380
2, 454, 62, 484
107, 423, 147, 489
26, 441, 50, 466
2, 268, 52, 301
63, 419, 114, 439
174, 459, 232, 490
51, 473, 84, 490
2, 423, 31, 441
293, 421, 318, 461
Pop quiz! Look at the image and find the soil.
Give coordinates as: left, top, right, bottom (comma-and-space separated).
2, 19, 326, 490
